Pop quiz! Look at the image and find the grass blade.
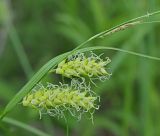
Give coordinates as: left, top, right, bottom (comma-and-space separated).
0, 52, 70, 119
3, 117, 51, 136
77, 46, 160, 61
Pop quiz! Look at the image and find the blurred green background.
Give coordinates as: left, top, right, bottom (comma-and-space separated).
0, 0, 160, 136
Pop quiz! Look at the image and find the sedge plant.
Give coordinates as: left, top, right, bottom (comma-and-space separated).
1, 10, 160, 136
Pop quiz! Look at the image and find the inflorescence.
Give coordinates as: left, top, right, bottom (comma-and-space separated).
56, 52, 111, 80
22, 52, 111, 121
22, 82, 99, 120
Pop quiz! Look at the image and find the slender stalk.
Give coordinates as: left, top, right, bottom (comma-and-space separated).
74, 10, 160, 50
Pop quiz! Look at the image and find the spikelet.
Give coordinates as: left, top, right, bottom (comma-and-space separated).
55, 52, 111, 80
22, 81, 99, 120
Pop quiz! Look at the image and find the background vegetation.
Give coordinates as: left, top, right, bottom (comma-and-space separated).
0, 0, 160, 136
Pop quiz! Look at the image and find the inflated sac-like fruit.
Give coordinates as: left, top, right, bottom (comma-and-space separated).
55, 52, 111, 79
22, 83, 99, 119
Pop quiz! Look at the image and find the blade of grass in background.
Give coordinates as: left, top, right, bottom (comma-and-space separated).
8, 26, 33, 79
42, 117, 55, 136
121, 56, 135, 136
79, 116, 122, 136
88, 0, 106, 31
56, 14, 92, 45
2, 0, 33, 79
95, 116, 122, 136
3, 117, 51, 136
138, 37, 153, 136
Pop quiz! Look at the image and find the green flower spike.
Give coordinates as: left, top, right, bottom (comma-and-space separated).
22, 82, 99, 120
55, 52, 111, 80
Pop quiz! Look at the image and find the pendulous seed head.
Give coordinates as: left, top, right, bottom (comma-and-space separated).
55, 52, 111, 79
22, 82, 99, 119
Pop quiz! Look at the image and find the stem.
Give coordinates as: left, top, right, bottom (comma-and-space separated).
74, 10, 160, 50
65, 117, 69, 136
66, 123, 69, 136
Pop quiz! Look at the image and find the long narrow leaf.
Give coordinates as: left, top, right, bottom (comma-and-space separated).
0, 52, 70, 119
1, 46, 160, 120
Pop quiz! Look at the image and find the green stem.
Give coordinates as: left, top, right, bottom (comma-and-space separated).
65, 116, 69, 136
74, 10, 160, 50
66, 122, 69, 136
